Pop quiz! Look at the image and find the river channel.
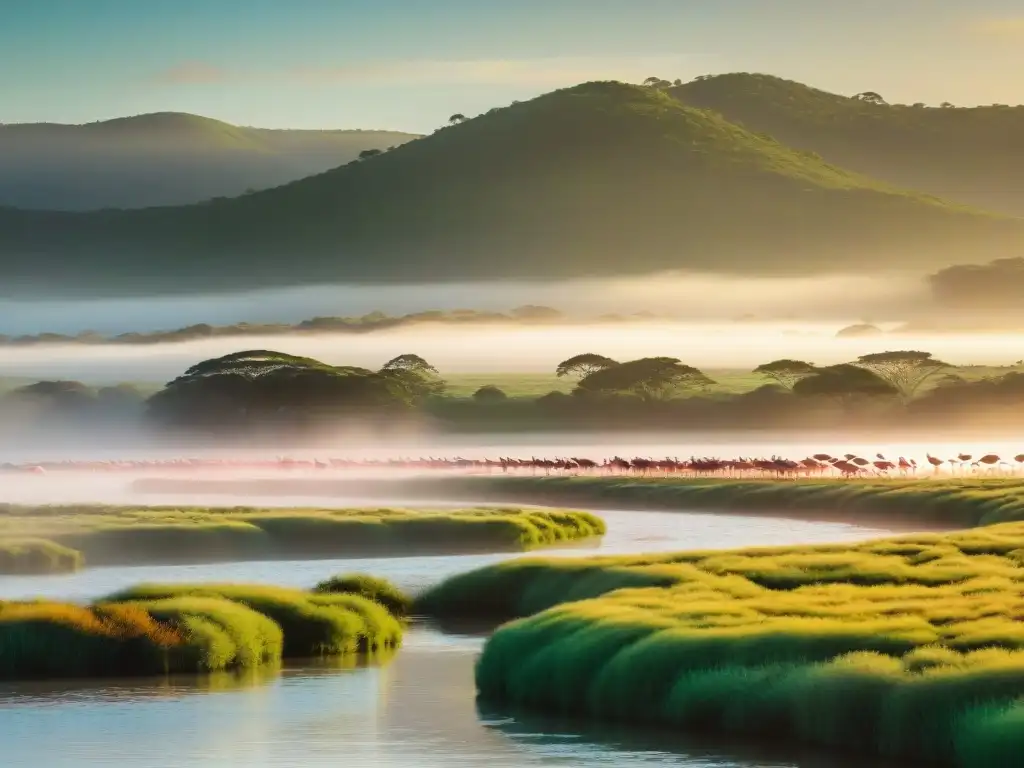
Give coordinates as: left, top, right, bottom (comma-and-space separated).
0, 504, 902, 768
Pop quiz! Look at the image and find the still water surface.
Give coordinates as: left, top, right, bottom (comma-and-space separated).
0, 507, 896, 768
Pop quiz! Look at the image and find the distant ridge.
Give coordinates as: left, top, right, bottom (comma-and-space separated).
670, 73, 1024, 216
1, 81, 1022, 297
0, 112, 420, 209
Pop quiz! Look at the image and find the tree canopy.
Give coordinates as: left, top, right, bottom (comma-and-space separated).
852, 350, 951, 401
555, 354, 619, 379
792, 363, 898, 403
148, 350, 414, 431
752, 359, 816, 389
576, 357, 713, 400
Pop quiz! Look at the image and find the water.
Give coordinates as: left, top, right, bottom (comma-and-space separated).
0, 504, 895, 767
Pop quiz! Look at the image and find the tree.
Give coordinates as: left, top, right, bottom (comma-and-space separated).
752, 359, 816, 389
555, 353, 618, 380
643, 77, 662, 86
448, 114, 467, 125
147, 350, 411, 430
576, 357, 714, 401
853, 91, 886, 105
792, 364, 898, 405
381, 353, 438, 375
852, 351, 952, 402
358, 148, 383, 160
379, 354, 445, 402
473, 385, 507, 402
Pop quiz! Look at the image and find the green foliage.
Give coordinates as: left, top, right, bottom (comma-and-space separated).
313, 573, 413, 617
0, 504, 606, 567
147, 350, 413, 430
422, 521, 1024, 765
555, 354, 619, 379
0, 574, 410, 681
0, 538, 83, 574
473, 384, 509, 402
3, 80, 1020, 297
792, 363, 898, 402
416, 476, 1024, 529
852, 350, 952, 401
106, 584, 401, 655
671, 72, 1024, 216
752, 359, 816, 388
576, 357, 713, 400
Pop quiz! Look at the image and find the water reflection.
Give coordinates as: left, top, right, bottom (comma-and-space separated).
0, 506, 897, 767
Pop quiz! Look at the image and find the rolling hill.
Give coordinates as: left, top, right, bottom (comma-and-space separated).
0, 112, 419, 209
669, 73, 1024, 216
2, 81, 1023, 297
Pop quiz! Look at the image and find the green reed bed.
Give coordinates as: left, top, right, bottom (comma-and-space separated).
0, 577, 410, 681
418, 522, 1024, 766
414, 475, 1024, 529
0, 504, 605, 571
0, 538, 83, 574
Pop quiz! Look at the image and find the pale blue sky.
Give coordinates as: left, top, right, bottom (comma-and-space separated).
3, 0, 1023, 131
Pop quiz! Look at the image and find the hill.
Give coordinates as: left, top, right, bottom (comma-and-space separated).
0, 112, 419, 209
669, 73, 1024, 216
2, 81, 1023, 297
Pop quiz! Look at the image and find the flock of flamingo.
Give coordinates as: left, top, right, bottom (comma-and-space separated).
2, 451, 1024, 478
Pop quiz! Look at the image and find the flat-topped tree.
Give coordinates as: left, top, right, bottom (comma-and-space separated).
852, 350, 952, 401
148, 350, 409, 429
555, 354, 618, 380
752, 359, 816, 389
792, 363, 898, 405
577, 357, 714, 401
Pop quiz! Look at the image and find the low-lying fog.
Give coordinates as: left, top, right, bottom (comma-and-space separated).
1, 321, 1021, 384
2, 272, 928, 336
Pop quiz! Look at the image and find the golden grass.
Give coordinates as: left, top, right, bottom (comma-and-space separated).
0, 576, 411, 681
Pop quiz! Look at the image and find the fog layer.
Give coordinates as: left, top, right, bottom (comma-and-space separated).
1, 320, 1021, 384
1, 272, 927, 336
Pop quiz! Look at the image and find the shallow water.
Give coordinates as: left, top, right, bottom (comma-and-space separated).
0, 506, 896, 767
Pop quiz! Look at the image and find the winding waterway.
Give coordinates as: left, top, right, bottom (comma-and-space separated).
1, 505, 901, 767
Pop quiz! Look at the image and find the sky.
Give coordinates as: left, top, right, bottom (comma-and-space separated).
3, 0, 1023, 132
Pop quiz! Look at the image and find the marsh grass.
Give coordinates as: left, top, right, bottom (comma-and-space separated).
420, 521, 1024, 765
0, 504, 604, 570
0, 538, 83, 574
106, 583, 402, 655
434, 476, 1024, 528
314, 573, 413, 617
0, 575, 410, 681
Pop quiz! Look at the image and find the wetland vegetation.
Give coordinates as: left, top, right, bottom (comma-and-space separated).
0, 504, 606, 573
0, 578, 406, 680
418, 521, 1024, 766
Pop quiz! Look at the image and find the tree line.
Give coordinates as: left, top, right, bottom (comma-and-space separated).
5, 348, 1024, 438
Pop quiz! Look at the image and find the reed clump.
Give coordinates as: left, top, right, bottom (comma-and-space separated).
314, 573, 413, 617
0, 504, 604, 568
0, 538, 83, 574
0, 575, 409, 681
420, 521, 1024, 766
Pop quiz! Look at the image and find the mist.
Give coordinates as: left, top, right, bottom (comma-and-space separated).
1, 271, 928, 336
2, 319, 1023, 385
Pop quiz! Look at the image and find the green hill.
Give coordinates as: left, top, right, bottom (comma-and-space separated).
670, 73, 1024, 216
2, 81, 1022, 297
0, 112, 419, 209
